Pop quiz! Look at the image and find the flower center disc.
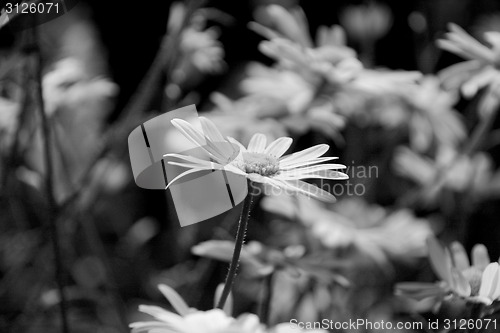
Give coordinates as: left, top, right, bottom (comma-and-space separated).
242, 152, 280, 177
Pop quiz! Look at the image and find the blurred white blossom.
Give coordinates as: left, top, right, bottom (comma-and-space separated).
262, 196, 432, 269
438, 23, 500, 98
167, 1, 226, 95
396, 239, 500, 311
339, 2, 392, 43
0, 96, 19, 148
42, 58, 118, 115
130, 284, 326, 333
393, 145, 500, 199
376, 76, 465, 152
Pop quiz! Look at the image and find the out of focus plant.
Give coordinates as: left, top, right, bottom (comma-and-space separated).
130, 284, 327, 333
262, 195, 432, 273
209, 4, 420, 142
438, 23, 500, 100
396, 238, 500, 318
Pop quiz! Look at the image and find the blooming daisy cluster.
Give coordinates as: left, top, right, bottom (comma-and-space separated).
4, 0, 500, 332
396, 238, 500, 308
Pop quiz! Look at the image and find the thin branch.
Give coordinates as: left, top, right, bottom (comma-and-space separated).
59, 0, 205, 214
31, 26, 70, 333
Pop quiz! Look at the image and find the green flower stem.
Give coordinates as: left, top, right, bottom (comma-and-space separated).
258, 271, 275, 325
217, 180, 257, 309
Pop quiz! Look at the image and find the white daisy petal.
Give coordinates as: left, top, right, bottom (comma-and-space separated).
279, 144, 330, 167
277, 169, 349, 180
164, 153, 215, 168
260, 176, 286, 190
280, 156, 339, 170
223, 164, 249, 177
264, 137, 293, 157
200, 117, 226, 143
284, 163, 346, 174
165, 167, 213, 189
158, 284, 191, 316
450, 268, 471, 297
247, 133, 267, 153
279, 179, 337, 202
461, 67, 496, 97
479, 263, 500, 300
171, 118, 207, 148
168, 161, 215, 170
138, 305, 185, 324
130, 321, 181, 333
472, 244, 490, 270
247, 173, 267, 183
171, 119, 232, 162
227, 137, 247, 153
203, 139, 235, 163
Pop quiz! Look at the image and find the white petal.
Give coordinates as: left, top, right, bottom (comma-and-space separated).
130, 321, 181, 333
203, 139, 235, 163
247, 173, 267, 183
282, 163, 346, 174
278, 179, 337, 202
277, 163, 347, 179
171, 119, 232, 163
165, 167, 211, 189
247, 133, 267, 153
223, 164, 248, 177
427, 237, 452, 284
171, 118, 207, 148
450, 268, 471, 297
277, 169, 349, 180
164, 153, 213, 168
199, 117, 225, 143
472, 244, 490, 270
461, 67, 496, 98
280, 156, 339, 170
279, 144, 330, 167
138, 305, 185, 324
448, 23, 494, 62
264, 137, 293, 157
158, 285, 191, 316
227, 136, 247, 153
479, 263, 500, 300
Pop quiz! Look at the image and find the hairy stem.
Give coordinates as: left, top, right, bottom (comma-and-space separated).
217, 181, 256, 309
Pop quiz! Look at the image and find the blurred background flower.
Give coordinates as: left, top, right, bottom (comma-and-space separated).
1, 0, 500, 332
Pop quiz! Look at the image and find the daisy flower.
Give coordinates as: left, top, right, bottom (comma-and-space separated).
130, 284, 327, 333
164, 117, 348, 202
261, 196, 431, 269
396, 238, 500, 308
393, 145, 500, 202
375, 76, 465, 152
437, 23, 500, 98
